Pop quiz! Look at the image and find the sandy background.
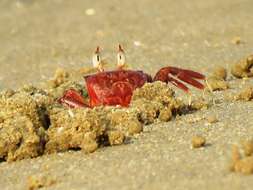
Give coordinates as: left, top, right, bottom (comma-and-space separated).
0, 0, 253, 189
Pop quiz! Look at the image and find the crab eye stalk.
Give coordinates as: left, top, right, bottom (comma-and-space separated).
92, 46, 103, 72
117, 44, 126, 69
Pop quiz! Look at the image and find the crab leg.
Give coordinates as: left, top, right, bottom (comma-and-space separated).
166, 75, 190, 92
167, 67, 205, 79
58, 89, 90, 108
154, 67, 205, 92
177, 72, 205, 89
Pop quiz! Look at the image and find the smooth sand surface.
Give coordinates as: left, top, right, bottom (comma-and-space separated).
0, 0, 253, 189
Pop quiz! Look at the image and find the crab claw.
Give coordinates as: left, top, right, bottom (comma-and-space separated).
153, 66, 205, 92
58, 89, 90, 108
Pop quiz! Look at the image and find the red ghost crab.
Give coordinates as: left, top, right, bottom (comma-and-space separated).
59, 45, 205, 108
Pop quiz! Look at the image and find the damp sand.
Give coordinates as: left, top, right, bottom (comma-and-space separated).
1, 0, 253, 190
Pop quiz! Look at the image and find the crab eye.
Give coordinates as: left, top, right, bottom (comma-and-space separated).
92, 47, 101, 68
117, 47, 126, 68
92, 53, 101, 68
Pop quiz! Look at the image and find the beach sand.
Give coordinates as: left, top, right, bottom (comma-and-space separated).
0, 0, 253, 189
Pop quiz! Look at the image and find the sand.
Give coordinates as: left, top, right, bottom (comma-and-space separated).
1, 0, 253, 189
